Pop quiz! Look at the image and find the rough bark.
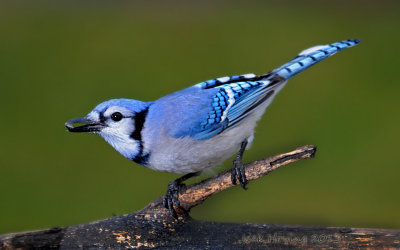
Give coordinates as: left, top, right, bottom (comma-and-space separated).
1, 145, 399, 249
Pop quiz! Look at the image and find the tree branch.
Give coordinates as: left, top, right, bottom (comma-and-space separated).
178, 144, 316, 212
2, 145, 399, 249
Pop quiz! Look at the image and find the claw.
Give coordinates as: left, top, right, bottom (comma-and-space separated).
230, 139, 249, 190
232, 157, 248, 189
163, 181, 186, 218
231, 167, 237, 185
163, 172, 201, 219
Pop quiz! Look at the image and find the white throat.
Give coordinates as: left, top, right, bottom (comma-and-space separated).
100, 131, 140, 160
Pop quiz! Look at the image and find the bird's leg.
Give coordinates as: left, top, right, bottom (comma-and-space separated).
163, 171, 201, 218
231, 139, 248, 190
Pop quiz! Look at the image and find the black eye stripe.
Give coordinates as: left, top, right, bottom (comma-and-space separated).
99, 110, 135, 122
99, 112, 106, 123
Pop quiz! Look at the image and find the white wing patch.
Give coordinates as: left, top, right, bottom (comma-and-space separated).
220, 86, 235, 122
299, 45, 328, 56
216, 76, 230, 83
194, 74, 257, 89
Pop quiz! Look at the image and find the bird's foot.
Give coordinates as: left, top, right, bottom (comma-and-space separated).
231, 156, 248, 190
163, 180, 187, 219
162, 172, 200, 219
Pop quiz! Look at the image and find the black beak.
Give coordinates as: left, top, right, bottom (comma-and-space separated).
65, 116, 104, 133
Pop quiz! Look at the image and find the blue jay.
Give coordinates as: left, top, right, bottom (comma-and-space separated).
66, 39, 360, 217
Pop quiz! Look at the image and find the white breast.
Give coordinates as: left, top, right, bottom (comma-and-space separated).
145, 100, 272, 174
143, 81, 287, 174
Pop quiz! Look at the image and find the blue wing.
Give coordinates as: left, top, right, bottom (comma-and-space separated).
192, 75, 283, 140
167, 39, 360, 141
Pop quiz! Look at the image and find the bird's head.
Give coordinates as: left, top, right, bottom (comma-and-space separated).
65, 98, 150, 162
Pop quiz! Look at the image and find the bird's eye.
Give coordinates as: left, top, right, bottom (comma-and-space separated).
111, 112, 123, 122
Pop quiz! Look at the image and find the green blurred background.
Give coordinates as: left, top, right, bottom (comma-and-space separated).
0, 1, 399, 234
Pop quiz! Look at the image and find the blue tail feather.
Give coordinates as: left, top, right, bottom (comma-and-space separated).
270, 39, 360, 80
